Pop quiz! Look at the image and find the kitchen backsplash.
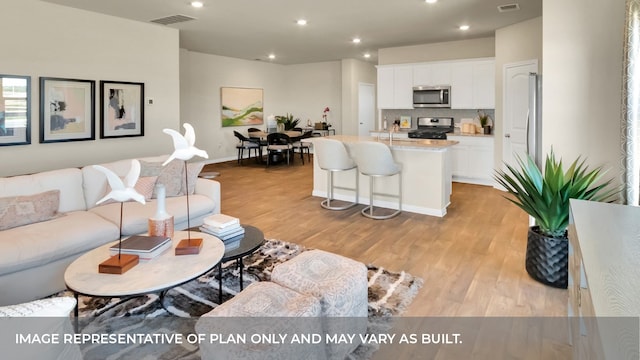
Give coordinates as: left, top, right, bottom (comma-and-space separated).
380, 108, 495, 130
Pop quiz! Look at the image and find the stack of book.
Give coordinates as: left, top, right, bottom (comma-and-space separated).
109, 235, 172, 261
200, 214, 245, 250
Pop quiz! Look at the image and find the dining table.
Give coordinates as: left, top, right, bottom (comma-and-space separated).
247, 130, 303, 140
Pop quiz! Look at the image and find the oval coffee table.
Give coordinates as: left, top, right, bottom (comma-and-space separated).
65, 231, 225, 317
216, 225, 265, 304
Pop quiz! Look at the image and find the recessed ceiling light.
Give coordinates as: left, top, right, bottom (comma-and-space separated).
268, 54, 276, 60
296, 19, 307, 26
190, 1, 204, 8
459, 25, 470, 31
352, 38, 361, 44
364, 53, 371, 58
425, 0, 438, 4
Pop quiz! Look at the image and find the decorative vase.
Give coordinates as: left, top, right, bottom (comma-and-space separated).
483, 126, 491, 135
148, 184, 174, 238
525, 226, 568, 288
277, 123, 285, 133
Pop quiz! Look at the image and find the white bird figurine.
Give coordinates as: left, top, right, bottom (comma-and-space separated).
162, 123, 208, 166
93, 160, 146, 205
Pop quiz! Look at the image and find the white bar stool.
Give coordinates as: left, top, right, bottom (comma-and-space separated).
313, 138, 359, 210
353, 141, 402, 219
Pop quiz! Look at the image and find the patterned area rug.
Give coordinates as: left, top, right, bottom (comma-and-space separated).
65, 239, 423, 359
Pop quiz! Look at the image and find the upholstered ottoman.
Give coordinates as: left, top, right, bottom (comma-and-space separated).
195, 281, 326, 360
271, 249, 368, 360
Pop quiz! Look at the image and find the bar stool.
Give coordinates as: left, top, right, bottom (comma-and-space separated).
353, 141, 402, 219
313, 138, 359, 210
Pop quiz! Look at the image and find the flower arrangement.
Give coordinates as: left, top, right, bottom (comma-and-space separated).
322, 107, 330, 121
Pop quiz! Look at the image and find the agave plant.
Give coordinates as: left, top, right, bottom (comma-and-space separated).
275, 113, 300, 130
495, 150, 618, 238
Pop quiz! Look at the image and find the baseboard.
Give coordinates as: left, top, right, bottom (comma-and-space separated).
312, 191, 446, 217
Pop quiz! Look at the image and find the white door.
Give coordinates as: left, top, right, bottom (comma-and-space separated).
503, 60, 538, 169
358, 83, 375, 137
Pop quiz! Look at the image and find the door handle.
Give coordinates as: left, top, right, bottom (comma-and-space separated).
505, 133, 511, 138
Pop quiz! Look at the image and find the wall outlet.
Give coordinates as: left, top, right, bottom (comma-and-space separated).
146, 97, 154, 105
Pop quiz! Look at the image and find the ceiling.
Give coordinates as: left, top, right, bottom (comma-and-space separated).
40, 0, 542, 65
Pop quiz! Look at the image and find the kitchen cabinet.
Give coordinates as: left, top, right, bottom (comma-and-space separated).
448, 135, 494, 186
377, 58, 495, 110
568, 200, 640, 360
412, 62, 451, 87
450, 59, 495, 109
376, 65, 413, 109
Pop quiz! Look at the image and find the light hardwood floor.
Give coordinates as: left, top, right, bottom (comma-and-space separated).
204, 156, 571, 356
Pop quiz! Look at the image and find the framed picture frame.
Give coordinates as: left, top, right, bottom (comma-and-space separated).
221, 87, 264, 127
0, 74, 31, 146
400, 116, 411, 129
39, 77, 95, 143
100, 81, 144, 138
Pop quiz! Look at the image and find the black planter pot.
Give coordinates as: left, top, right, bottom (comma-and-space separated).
525, 226, 568, 289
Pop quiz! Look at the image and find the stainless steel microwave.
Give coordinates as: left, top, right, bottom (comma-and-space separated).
413, 85, 451, 108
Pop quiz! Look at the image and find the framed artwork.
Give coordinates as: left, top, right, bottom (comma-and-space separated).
0, 74, 31, 146
400, 116, 411, 129
221, 87, 263, 127
100, 81, 144, 138
39, 77, 95, 143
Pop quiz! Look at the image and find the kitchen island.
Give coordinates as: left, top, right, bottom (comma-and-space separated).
304, 135, 458, 217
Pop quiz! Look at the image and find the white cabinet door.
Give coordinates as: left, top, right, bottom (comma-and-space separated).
413, 64, 432, 86
430, 62, 451, 86
377, 67, 394, 109
449, 135, 494, 185
394, 66, 414, 109
473, 60, 495, 109
450, 62, 473, 109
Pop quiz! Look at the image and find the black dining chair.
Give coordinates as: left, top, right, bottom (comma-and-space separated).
233, 131, 260, 165
292, 130, 313, 165
266, 133, 293, 166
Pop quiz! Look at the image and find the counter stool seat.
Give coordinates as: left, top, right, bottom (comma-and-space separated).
313, 138, 358, 210
354, 141, 402, 219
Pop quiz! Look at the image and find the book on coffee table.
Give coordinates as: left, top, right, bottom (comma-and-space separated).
203, 214, 240, 229
109, 235, 171, 260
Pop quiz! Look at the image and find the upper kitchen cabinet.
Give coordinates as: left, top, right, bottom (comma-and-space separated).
450, 59, 495, 109
413, 62, 451, 87
377, 65, 414, 109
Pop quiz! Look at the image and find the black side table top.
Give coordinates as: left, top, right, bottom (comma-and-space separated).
221, 225, 264, 262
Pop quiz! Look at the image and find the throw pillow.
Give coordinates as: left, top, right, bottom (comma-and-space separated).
140, 160, 183, 198
0, 190, 62, 231
181, 162, 205, 195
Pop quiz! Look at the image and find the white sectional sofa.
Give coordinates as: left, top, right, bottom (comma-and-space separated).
0, 155, 220, 306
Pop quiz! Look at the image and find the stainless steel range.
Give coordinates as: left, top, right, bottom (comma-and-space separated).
408, 117, 454, 139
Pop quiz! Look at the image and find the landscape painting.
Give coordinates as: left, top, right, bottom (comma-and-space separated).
221, 87, 263, 127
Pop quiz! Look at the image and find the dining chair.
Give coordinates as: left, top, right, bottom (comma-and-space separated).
233, 131, 260, 165
353, 141, 402, 219
266, 133, 293, 166
313, 138, 358, 210
292, 130, 313, 165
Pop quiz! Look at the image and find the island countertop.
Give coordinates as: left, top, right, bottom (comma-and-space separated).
319, 135, 458, 150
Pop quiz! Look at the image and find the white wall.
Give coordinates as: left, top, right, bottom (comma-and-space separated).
494, 17, 543, 170
0, 0, 180, 177
180, 50, 344, 162
378, 37, 495, 65
542, 0, 625, 185
341, 59, 377, 135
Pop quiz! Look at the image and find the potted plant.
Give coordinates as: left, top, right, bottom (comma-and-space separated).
275, 113, 300, 131
494, 150, 618, 288
478, 110, 491, 134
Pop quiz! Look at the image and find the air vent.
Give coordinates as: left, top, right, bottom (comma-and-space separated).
150, 14, 196, 25
497, 3, 520, 12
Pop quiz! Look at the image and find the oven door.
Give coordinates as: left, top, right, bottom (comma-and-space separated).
413, 86, 450, 108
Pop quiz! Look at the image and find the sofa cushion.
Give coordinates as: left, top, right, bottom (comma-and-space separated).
0, 190, 62, 231
88, 194, 215, 236
0, 211, 119, 275
98, 176, 158, 205
0, 168, 86, 213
